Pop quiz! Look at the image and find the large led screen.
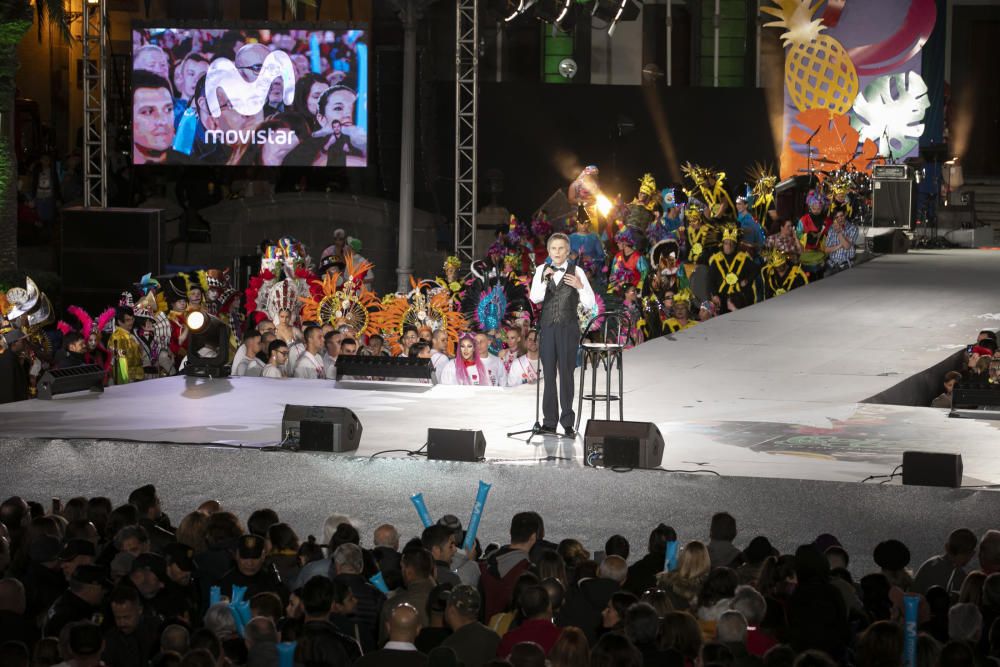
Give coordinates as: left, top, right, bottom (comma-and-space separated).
131, 26, 369, 167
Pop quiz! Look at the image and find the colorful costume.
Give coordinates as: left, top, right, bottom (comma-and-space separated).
375, 277, 466, 356
608, 226, 649, 289
663, 289, 697, 334
300, 254, 381, 337
707, 226, 757, 302
761, 250, 809, 298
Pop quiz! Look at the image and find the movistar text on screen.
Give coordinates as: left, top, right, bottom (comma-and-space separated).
204, 128, 298, 146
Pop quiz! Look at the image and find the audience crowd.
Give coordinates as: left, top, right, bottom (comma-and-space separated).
1, 487, 998, 667
931, 329, 1000, 409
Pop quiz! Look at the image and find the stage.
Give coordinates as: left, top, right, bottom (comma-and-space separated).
2, 250, 1000, 573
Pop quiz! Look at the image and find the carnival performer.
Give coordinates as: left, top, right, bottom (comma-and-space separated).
761, 249, 809, 299
274, 308, 303, 344
438, 333, 495, 386
707, 225, 757, 304
682, 202, 716, 270
735, 194, 765, 256
504, 329, 540, 387
664, 289, 697, 334
529, 233, 596, 436
797, 190, 832, 278
608, 226, 649, 290
107, 305, 145, 384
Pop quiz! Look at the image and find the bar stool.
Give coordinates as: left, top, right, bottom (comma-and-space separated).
575, 310, 630, 432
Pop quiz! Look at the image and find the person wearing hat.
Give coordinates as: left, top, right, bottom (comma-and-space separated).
128, 553, 167, 606
60, 539, 97, 582
736, 536, 778, 587
761, 248, 808, 299
23, 534, 68, 624
707, 225, 757, 305
160, 542, 200, 623
218, 534, 288, 604
440, 585, 499, 666
44, 564, 110, 637
873, 539, 913, 591
164, 279, 189, 364
796, 191, 832, 279
663, 289, 697, 334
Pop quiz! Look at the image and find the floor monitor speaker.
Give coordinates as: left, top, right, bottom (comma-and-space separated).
427, 428, 486, 462
282, 405, 362, 452
584, 420, 664, 469
901, 451, 963, 488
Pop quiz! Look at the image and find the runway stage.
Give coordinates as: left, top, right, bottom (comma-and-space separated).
2, 250, 1000, 573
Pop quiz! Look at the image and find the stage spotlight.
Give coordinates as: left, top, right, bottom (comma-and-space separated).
596, 194, 614, 218
184, 312, 231, 378
558, 58, 578, 79
592, 0, 640, 36
530, 0, 572, 23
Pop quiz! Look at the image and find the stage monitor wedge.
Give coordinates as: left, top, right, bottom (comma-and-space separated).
901, 451, 963, 488
584, 420, 664, 469
281, 405, 362, 453
37, 365, 105, 400
427, 428, 486, 462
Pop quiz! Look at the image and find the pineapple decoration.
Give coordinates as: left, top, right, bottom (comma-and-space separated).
762, 0, 859, 116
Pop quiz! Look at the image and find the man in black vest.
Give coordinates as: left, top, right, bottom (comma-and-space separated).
529, 233, 597, 437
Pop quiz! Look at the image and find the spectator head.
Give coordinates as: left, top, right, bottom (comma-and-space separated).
640, 588, 673, 617
63, 331, 85, 353
825, 546, 849, 571
742, 536, 778, 565
558, 538, 590, 568
959, 571, 986, 605
591, 632, 642, 667
163, 543, 197, 587
333, 543, 363, 575
509, 512, 541, 550
677, 540, 711, 580
64, 520, 99, 545
518, 584, 550, 620
0, 578, 26, 614
189, 627, 223, 660
160, 624, 190, 655
549, 626, 589, 666
916, 633, 940, 667
247, 509, 280, 538
131, 71, 175, 160
541, 577, 565, 614
445, 584, 481, 629
66, 621, 105, 664
301, 576, 334, 618
401, 546, 434, 584
422, 524, 458, 565
265, 522, 298, 553
648, 523, 678, 556
0, 497, 29, 534
603, 591, 639, 629
605, 535, 630, 560
984, 573, 1000, 609
794, 544, 830, 582
373, 524, 399, 550
236, 534, 267, 576
716, 610, 748, 644
979, 530, 1000, 574
387, 603, 421, 643
856, 620, 904, 667
250, 592, 283, 623
699, 568, 739, 610
507, 641, 546, 667
729, 585, 767, 626
130, 553, 167, 599
793, 650, 838, 667
114, 525, 150, 556
624, 601, 660, 645
949, 603, 982, 642
537, 550, 568, 588
127, 484, 161, 520
938, 641, 975, 667
109, 585, 142, 635
658, 611, 703, 660
329, 522, 360, 552
943, 529, 977, 566
69, 565, 111, 605
873, 539, 910, 573
763, 645, 797, 667
181, 648, 217, 667
322, 514, 354, 545
59, 539, 96, 580
710, 513, 737, 542
244, 616, 278, 648
598, 555, 628, 584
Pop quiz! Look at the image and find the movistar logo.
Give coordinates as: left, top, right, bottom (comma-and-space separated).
205, 50, 295, 118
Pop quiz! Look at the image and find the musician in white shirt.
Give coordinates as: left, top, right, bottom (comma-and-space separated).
292, 326, 327, 379
505, 329, 541, 387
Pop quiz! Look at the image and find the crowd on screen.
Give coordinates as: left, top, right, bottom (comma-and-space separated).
130, 28, 367, 167
0, 487, 997, 667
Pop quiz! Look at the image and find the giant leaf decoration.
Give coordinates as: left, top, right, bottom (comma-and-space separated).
850, 70, 930, 159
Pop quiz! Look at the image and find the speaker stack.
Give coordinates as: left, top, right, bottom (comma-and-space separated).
281, 405, 363, 452
871, 165, 915, 229
584, 420, 665, 469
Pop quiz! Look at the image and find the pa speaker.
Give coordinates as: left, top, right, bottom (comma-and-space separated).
869, 228, 910, 254
281, 405, 362, 452
37, 364, 105, 400
872, 179, 914, 228
427, 428, 486, 462
902, 451, 963, 488
584, 420, 664, 469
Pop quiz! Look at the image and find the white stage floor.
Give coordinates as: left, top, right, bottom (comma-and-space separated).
3, 250, 1000, 486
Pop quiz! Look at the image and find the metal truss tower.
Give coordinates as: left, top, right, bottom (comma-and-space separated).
82, 0, 108, 208
454, 0, 479, 262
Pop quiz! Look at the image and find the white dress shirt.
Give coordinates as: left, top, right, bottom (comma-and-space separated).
529, 262, 597, 311
293, 351, 326, 379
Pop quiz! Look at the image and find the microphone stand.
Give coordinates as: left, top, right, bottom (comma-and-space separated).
805, 124, 822, 189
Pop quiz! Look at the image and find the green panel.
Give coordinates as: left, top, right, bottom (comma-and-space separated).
544, 74, 569, 83
545, 36, 574, 56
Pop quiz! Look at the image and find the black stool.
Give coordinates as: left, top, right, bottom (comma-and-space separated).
575, 310, 630, 431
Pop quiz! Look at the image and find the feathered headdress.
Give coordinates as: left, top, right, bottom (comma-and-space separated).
682, 162, 735, 218
460, 275, 528, 333
684, 199, 704, 223
375, 278, 467, 355
614, 224, 642, 248
443, 256, 462, 272
806, 189, 828, 209
530, 215, 552, 240
638, 173, 658, 199
300, 255, 380, 333
765, 248, 790, 268
746, 162, 777, 215
721, 225, 740, 243
673, 288, 694, 305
